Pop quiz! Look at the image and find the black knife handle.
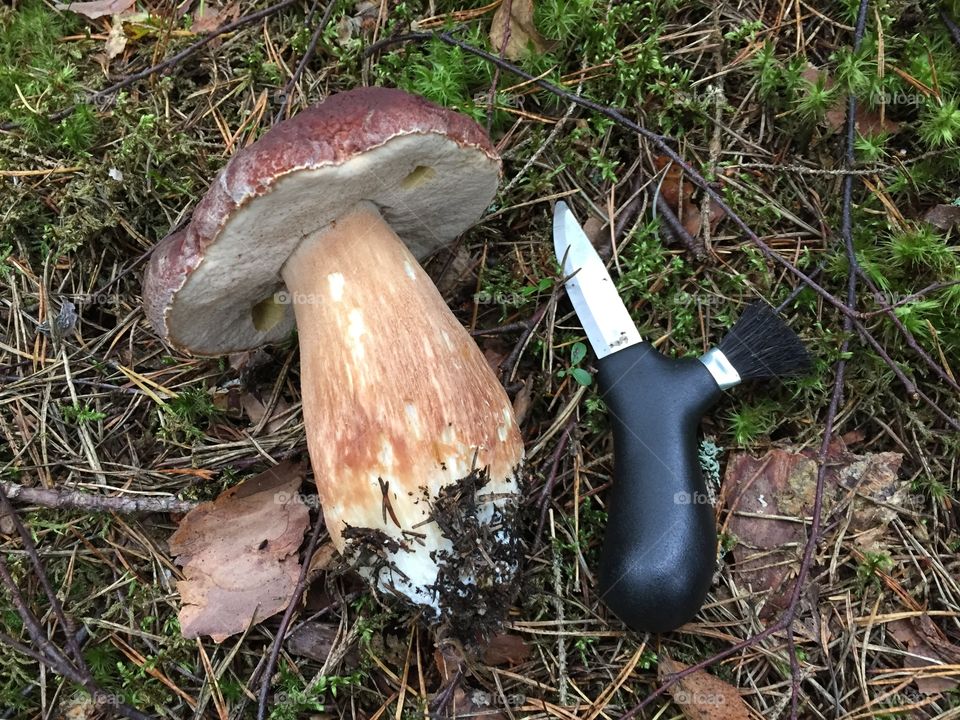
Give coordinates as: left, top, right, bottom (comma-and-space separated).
596, 341, 723, 633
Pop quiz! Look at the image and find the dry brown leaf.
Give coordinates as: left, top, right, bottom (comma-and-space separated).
489, 0, 547, 61
511, 379, 533, 426
192, 3, 239, 33
306, 540, 338, 582
104, 16, 127, 60
922, 204, 960, 232
432, 643, 506, 720
240, 393, 294, 433
889, 616, 960, 695
653, 155, 724, 239
286, 621, 338, 663
581, 215, 605, 248
825, 104, 900, 136
723, 441, 903, 616
659, 657, 753, 720
483, 633, 531, 666
56, 0, 134, 19
482, 342, 509, 372
169, 460, 310, 642
802, 64, 901, 136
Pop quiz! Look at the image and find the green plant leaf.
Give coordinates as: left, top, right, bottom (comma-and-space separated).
570, 367, 592, 386
570, 341, 588, 366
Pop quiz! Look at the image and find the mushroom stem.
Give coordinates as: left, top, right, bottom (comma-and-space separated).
280, 202, 524, 620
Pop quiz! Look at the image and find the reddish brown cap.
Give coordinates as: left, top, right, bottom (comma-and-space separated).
143, 87, 501, 355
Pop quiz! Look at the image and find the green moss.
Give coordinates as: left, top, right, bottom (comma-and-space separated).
0, 1, 96, 153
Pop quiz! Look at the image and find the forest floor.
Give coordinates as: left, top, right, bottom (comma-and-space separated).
2, 0, 960, 718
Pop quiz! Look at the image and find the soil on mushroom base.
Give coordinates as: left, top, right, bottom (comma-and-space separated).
429, 464, 526, 643
341, 464, 526, 644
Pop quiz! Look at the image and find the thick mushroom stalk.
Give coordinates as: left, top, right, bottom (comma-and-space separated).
281, 204, 524, 619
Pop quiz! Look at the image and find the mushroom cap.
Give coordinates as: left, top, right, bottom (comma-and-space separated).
143, 87, 501, 355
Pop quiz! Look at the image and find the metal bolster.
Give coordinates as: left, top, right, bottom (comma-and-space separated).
698, 347, 741, 390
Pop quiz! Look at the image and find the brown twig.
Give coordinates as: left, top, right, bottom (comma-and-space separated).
0, 480, 197, 514
941, 10, 960, 48
502, 301, 551, 383
534, 420, 574, 544
0, 486, 89, 671
485, 0, 513, 133
654, 191, 706, 260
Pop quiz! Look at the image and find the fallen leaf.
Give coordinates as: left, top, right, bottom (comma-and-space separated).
840, 429, 866, 446
482, 342, 509, 372
653, 155, 724, 240
240, 393, 294, 433
889, 616, 960, 695
659, 657, 753, 720
306, 540, 338, 580
104, 16, 127, 60
432, 644, 507, 720
483, 634, 531, 666
723, 441, 904, 616
511, 379, 533, 426
286, 621, 338, 663
922, 204, 960, 232
582, 215, 606, 248
803, 64, 900, 137
655, 155, 695, 209
191, 3, 239, 33
169, 460, 310, 641
56, 0, 133, 19
489, 0, 547, 61
825, 103, 900, 136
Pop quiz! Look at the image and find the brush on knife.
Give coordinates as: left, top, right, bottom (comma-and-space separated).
553, 201, 812, 633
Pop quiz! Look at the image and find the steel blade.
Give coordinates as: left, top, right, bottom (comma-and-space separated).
553, 201, 642, 359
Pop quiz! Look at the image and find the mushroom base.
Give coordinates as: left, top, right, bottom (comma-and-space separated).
342, 465, 525, 641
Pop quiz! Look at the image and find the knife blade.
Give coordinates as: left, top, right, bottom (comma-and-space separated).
553, 202, 642, 359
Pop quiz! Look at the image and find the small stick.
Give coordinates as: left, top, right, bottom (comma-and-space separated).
655, 191, 706, 260
0, 480, 197, 514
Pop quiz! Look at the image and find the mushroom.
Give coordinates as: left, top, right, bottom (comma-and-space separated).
143, 88, 525, 631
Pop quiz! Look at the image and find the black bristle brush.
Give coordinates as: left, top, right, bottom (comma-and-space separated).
595, 300, 812, 633
711, 301, 813, 384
